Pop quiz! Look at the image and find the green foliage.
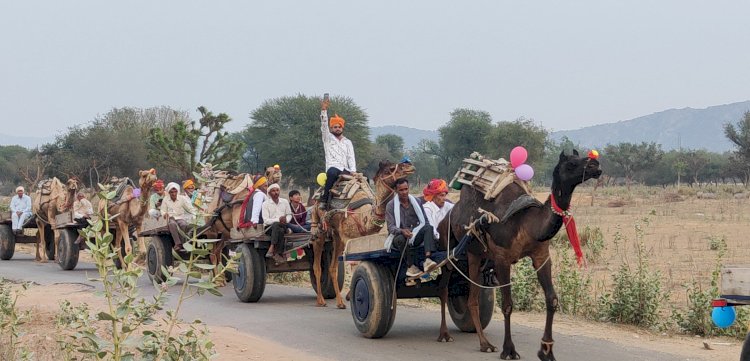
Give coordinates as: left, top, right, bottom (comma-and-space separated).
485, 117, 548, 165
554, 247, 594, 316
55, 184, 237, 360
436, 108, 493, 179
723, 111, 750, 184
598, 220, 666, 328
242, 94, 372, 192
0, 279, 32, 361
0, 145, 32, 193
148, 106, 243, 179
708, 235, 727, 251
508, 258, 543, 312
375, 134, 404, 160
603, 142, 664, 186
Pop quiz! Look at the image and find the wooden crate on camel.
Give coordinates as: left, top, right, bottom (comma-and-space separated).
449, 151, 531, 200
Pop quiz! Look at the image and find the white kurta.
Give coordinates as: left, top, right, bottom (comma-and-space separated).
161, 195, 196, 222
261, 197, 292, 226
320, 109, 356, 172
73, 198, 94, 219
423, 201, 454, 239
10, 194, 32, 230
250, 190, 267, 224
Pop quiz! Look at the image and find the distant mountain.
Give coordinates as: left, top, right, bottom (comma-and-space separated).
370, 125, 439, 150
551, 101, 750, 152
0, 133, 54, 149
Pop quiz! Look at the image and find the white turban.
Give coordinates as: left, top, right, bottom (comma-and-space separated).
165, 182, 180, 193
267, 183, 280, 192
15, 186, 24, 193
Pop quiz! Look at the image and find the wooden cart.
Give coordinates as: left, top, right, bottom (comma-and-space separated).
0, 211, 54, 261
712, 265, 750, 360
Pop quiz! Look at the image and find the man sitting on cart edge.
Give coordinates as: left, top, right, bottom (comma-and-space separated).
288, 189, 310, 233
161, 182, 197, 252
385, 178, 438, 277
319, 95, 356, 210
10, 186, 32, 235
148, 180, 165, 219
262, 183, 292, 265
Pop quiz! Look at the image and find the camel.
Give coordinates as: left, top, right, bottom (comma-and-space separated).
32, 177, 80, 262
436, 150, 601, 361
310, 160, 416, 308
100, 169, 158, 264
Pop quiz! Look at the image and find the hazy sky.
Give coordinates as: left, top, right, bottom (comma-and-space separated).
2, 1, 749, 138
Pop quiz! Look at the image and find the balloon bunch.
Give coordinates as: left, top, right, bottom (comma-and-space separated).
510, 146, 534, 181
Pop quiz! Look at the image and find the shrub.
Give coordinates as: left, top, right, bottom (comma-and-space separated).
0, 279, 32, 361
508, 257, 543, 312
555, 247, 594, 316
708, 235, 727, 251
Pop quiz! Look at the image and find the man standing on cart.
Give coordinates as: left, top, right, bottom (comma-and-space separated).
319, 94, 356, 210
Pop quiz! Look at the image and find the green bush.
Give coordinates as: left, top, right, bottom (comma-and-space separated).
555, 247, 594, 316
508, 257, 543, 312
0, 279, 32, 361
708, 235, 727, 251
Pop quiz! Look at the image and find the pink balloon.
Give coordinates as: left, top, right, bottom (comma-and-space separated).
515, 164, 534, 181
510, 146, 528, 168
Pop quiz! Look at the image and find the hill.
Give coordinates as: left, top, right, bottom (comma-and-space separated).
0, 133, 54, 149
551, 101, 750, 152
369, 125, 439, 150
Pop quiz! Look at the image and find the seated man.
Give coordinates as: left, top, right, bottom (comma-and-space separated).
385, 178, 437, 277
73, 192, 94, 221
148, 180, 165, 219
10, 186, 32, 235
161, 182, 197, 251
421, 179, 454, 241
287, 190, 310, 233
248, 175, 268, 228
262, 183, 292, 264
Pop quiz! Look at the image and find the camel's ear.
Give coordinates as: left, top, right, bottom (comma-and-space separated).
572, 149, 579, 156
139, 170, 147, 177
149, 168, 156, 175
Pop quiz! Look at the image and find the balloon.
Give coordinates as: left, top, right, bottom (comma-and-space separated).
510, 146, 528, 168
588, 150, 600, 159
316, 172, 327, 187
712, 306, 736, 328
515, 164, 534, 181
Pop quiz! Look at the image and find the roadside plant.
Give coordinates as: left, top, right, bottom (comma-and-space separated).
509, 257, 543, 312
707, 235, 727, 251
554, 247, 594, 316
0, 279, 33, 361
55, 184, 237, 360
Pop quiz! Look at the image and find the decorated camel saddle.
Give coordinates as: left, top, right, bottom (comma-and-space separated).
104, 177, 138, 204
449, 152, 532, 200
316, 172, 376, 211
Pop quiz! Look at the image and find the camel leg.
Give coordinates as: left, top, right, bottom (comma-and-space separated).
212, 238, 227, 287
468, 252, 497, 353
35, 220, 46, 262
311, 237, 327, 307
497, 263, 520, 360
120, 221, 132, 256
535, 257, 557, 361
436, 272, 453, 342
330, 236, 346, 309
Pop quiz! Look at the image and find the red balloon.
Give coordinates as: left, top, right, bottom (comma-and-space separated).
510, 146, 528, 168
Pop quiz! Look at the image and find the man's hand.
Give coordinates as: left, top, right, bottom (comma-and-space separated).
401, 229, 413, 239
321, 99, 330, 111
16, 211, 22, 217
279, 216, 287, 224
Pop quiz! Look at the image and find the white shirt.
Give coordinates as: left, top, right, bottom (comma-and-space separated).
250, 190, 266, 224
73, 198, 94, 218
10, 194, 32, 214
423, 201, 454, 239
261, 197, 292, 226
161, 194, 196, 222
320, 109, 356, 172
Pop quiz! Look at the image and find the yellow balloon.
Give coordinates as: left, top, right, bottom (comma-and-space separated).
316, 172, 327, 187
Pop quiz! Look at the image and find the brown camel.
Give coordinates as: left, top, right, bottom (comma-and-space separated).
100, 170, 158, 263
32, 177, 80, 262
310, 160, 416, 308
437, 150, 601, 361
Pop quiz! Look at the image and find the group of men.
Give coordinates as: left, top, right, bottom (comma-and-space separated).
8, 186, 94, 236
146, 179, 208, 252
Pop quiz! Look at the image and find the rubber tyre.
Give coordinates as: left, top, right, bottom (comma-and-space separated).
0, 224, 15, 260
741, 331, 750, 361
44, 225, 55, 261
309, 243, 345, 299
448, 288, 495, 332
233, 243, 267, 303
221, 244, 233, 282
350, 261, 396, 338
147, 236, 173, 284
57, 228, 80, 270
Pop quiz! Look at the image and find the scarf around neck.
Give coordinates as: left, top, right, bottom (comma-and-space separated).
384, 195, 426, 251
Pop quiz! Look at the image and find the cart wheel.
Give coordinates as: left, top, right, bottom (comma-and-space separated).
448, 288, 495, 332
147, 236, 173, 284
58, 228, 80, 270
44, 225, 55, 261
233, 243, 266, 302
309, 242, 345, 299
0, 224, 15, 260
350, 261, 396, 338
741, 331, 750, 361
221, 244, 233, 282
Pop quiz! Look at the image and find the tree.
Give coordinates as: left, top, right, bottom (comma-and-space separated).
436, 108, 493, 178
724, 111, 750, 185
242, 94, 372, 196
484, 117, 548, 164
148, 106, 243, 179
0, 145, 31, 193
375, 134, 404, 160
603, 142, 664, 189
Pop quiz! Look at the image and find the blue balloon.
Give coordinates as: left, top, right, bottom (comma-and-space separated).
712, 306, 736, 328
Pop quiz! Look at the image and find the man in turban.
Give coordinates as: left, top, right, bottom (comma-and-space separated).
422, 179, 454, 241
249, 175, 269, 227
10, 186, 32, 235
262, 183, 292, 264
161, 182, 197, 251
319, 97, 356, 209
148, 179, 165, 219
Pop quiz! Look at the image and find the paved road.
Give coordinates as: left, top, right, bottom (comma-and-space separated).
0, 253, 700, 361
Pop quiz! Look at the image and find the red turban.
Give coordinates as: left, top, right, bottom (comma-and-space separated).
153, 179, 164, 191
329, 114, 345, 128
423, 179, 448, 202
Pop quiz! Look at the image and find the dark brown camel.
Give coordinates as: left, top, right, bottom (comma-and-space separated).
436, 150, 601, 361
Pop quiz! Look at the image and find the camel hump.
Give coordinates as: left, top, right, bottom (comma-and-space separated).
500, 194, 542, 223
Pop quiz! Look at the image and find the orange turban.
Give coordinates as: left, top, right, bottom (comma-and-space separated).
153, 179, 165, 191
182, 179, 195, 189
329, 114, 345, 128
423, 179, 448, 202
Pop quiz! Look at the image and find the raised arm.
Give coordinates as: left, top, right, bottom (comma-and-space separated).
320, 98, 332, 145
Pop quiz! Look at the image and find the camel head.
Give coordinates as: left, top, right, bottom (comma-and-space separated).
265, 166, 282, 184
65, 177, 80, 193
553, 149, 602, 189
373, 160, 416, 189
138, 169, 158, 190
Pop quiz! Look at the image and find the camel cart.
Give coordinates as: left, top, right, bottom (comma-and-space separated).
0, 211, 54, 261
228, 227, 343, 303
342, 234, 495, 339
711, 265, 750, 359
